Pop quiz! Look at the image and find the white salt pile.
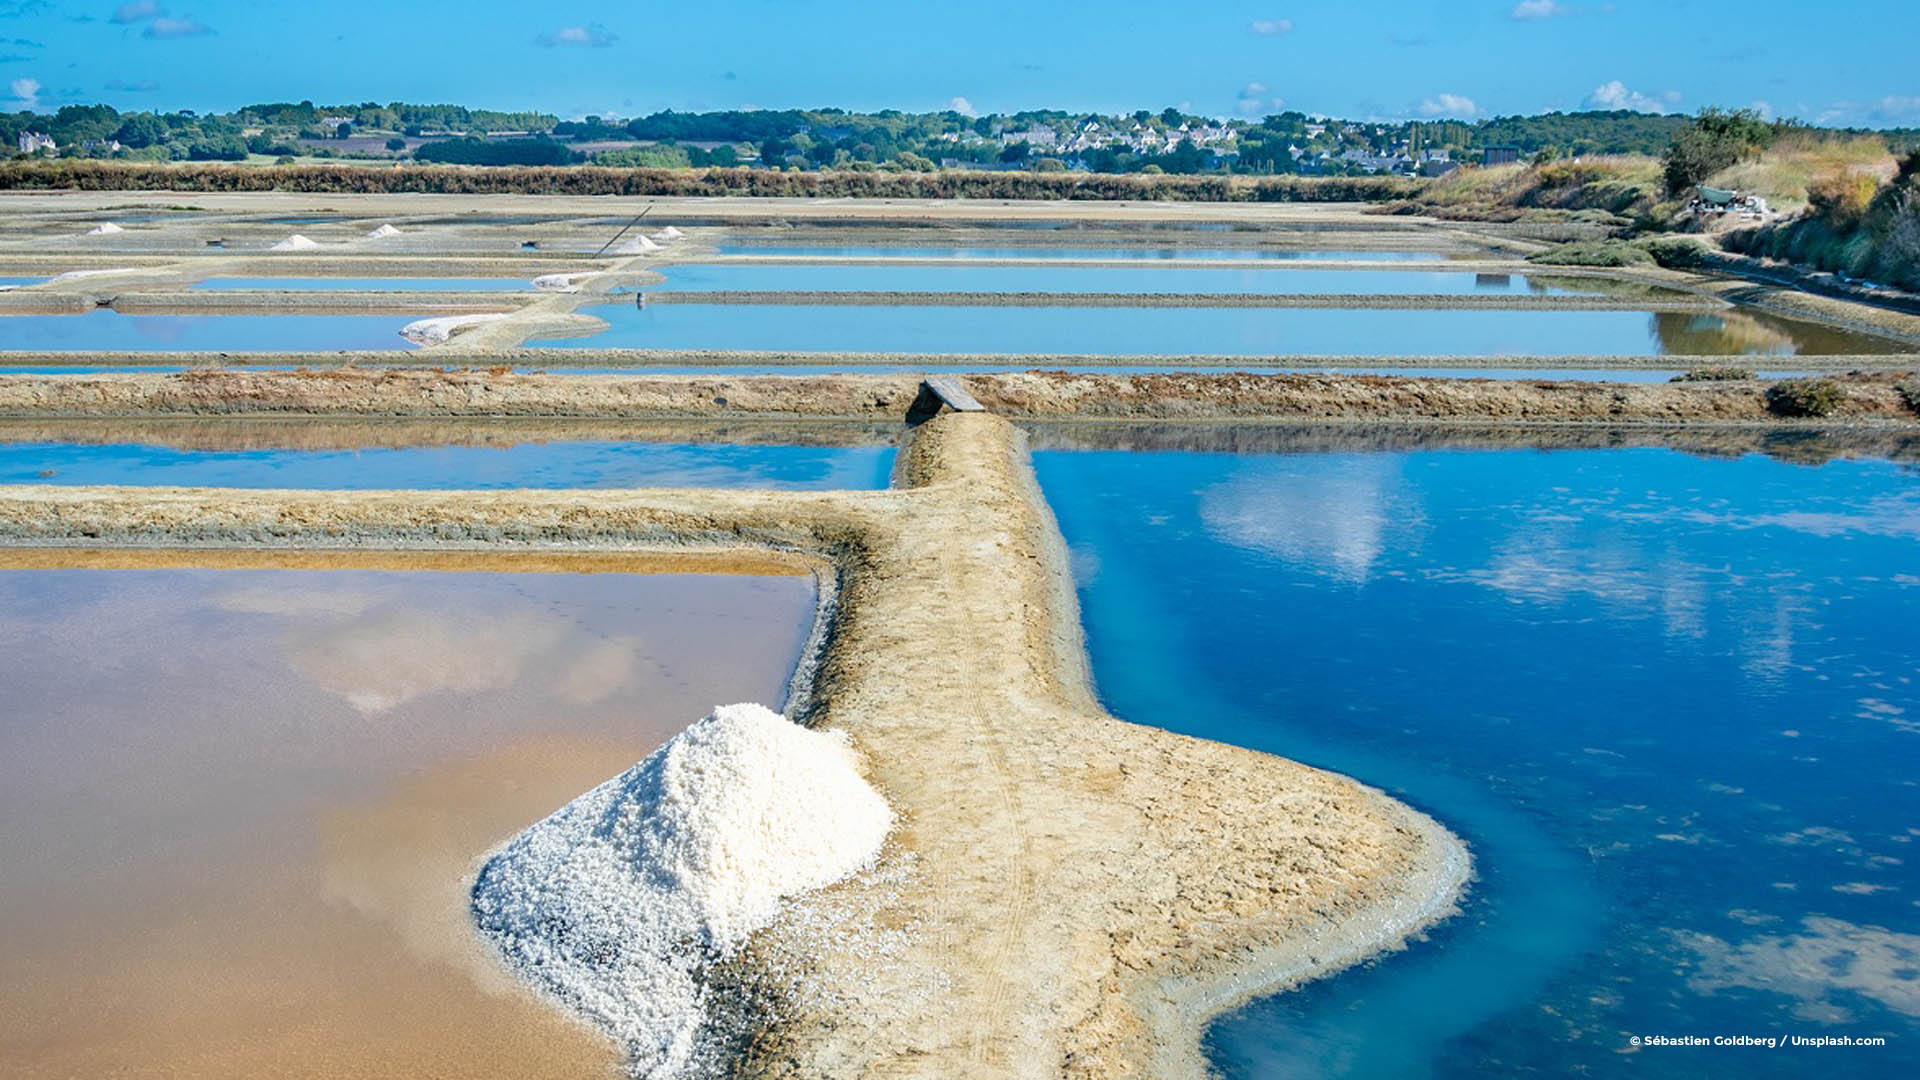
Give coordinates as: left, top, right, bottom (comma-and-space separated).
531, 271, 594, 292
364, 223, 402, 239
611, 233, 661, 255
270, 233, 322, 251
472, 702, 892, 1078
84, 222, 125, 235
649, 229, 678, 244
398, 313, 511, 346
657, 226, 685, 240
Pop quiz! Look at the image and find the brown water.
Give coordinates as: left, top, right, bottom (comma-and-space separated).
0, 557, 818, 1079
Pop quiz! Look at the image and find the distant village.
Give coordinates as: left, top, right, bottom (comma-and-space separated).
7, 101, 1706, 175
923, 118, 1472, 175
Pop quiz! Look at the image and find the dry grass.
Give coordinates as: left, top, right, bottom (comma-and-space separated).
1710, 133, 1896, 209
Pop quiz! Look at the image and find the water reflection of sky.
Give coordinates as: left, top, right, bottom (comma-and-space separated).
0, 566, 817, 1075
1035, 443, 1920, 1079
532, 304, 1903, 356
0, 439, 897, 490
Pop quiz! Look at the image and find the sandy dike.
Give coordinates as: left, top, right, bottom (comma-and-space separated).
3, 369, 1918, 423
0, 411, 1467, 1079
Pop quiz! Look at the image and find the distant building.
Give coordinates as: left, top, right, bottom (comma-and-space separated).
1481, 145, 1521, 166
18, 131, 56, 155
1419, 159, 1462, 177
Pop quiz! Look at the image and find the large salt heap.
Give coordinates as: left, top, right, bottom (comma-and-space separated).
270, 233, 322, 251
471, 702, 892, 1078
610, 233, 661, 255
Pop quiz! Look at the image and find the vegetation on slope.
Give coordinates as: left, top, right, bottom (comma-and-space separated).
1722, 151, 1920, 291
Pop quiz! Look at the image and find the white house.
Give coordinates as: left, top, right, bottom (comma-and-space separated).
18, 131, 56, 154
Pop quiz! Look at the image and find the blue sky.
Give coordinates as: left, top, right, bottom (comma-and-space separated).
3, 1, 1916, 126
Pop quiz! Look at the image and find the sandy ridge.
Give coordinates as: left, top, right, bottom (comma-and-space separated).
1, 369, 1915, 422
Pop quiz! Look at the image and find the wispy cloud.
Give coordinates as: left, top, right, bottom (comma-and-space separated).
9, 74, 38, 107
1418, 92, 1479, 117
1817, 95, 1920, 127
946, 95, 976, 117
110, 0, 160, 22
1236, 81, 1283, 116
1588, 79, 1679, 113
1510, 0, 1572, 19
143, 15, 212, 38
1250, 17, 1293, 35
535, 23, 616, 47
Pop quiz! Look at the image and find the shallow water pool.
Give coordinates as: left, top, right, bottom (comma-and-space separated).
0, 560, 817, 1078
532, 304, 1903, 357
716, 244, 1452, 261
643, 264, 1599, 295
192, 277, 538, 291
0, 433, 896, 489
1034, 437, 1920, 1078
0, 310, 428, 351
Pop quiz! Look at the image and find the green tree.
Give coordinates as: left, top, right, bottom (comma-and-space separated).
113, 113, 169, 149
1662, 107, 1770, 194
385, 137, 407, 152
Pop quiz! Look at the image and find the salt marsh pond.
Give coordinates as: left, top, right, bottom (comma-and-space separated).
1035, 433, 1920, 1078
534, 303, 1903, 357
0, 561, 817, 1079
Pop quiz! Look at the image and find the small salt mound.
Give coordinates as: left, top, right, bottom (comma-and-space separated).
85, 222, 125, 235
648, 229, 678, 243
365, 223, 402, 239
472, 702, 891, 1078
531, 271, 594, 292
611, 233, 661, 255
399, 313, 510, 346
270, 233, 322, 251
657, 226, 684, 240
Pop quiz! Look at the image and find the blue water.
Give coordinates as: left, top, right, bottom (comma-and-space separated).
192, 277, 537, 291
1034, 441, 1920, 1078
0, 311, 427, 351
0, 277, 38, 287
0, 438, 896, 490
644, 265, 1590, 295
532, 305, 1899, 357
716, 244, 1450, 261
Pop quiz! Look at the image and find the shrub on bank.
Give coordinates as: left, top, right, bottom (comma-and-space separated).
1765, 377, 1845, 417
0, 159, 1424, 203
1896, 377, 1920, 415
1641, 235, 1709, 268
1671, 365, 1755, 381
1527, 239, 1654, 267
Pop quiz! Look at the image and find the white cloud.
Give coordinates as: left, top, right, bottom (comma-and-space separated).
142, 15, 211, 38
535, 23, 617, 47
1250, 17, 1293, 35
109, 0, 160, 23
8, 75, 37, 107
946, 95, 976, 116
1588, 79, 1678, 113
1235, 81, 1279, 115
1510, 0, 1571, 19
1418, 92, 1479, 117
